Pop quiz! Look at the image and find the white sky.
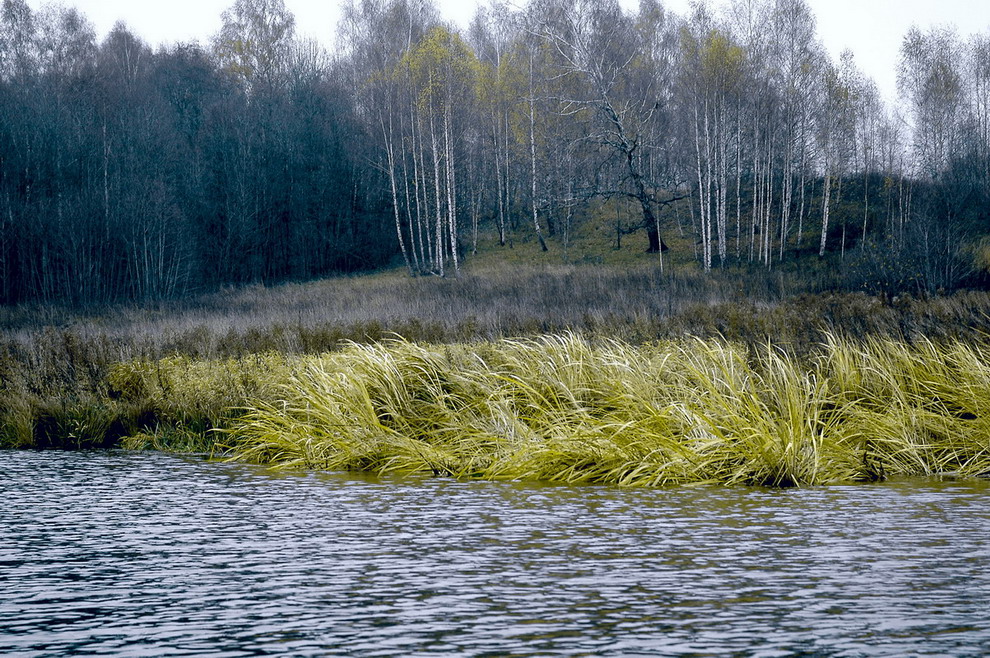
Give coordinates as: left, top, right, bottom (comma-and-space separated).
26, 0, 990, 101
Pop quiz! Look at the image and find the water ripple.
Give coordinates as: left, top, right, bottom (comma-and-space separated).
1, 451, 988, 656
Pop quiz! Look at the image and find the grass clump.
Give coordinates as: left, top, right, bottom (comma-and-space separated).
0, 348, 293, 452
823, 336, 990, 478
103, 353, 293, 453
221, 334, 990, 486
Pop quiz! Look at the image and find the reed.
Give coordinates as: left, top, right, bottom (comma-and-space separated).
221, 333, 990, 486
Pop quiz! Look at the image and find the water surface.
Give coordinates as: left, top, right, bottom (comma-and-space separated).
1, 451, 988, 656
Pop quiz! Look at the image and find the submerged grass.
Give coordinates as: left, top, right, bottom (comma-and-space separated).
217, 333, 990, 487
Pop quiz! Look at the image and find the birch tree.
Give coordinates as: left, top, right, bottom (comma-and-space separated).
470, 1, 522, 248
680, 10, 746, 269
536, 0, 683, 254
403, 26, 478, 275
212, 0, 295, 91
766, 0, 820, 257
817, 54, 856, 257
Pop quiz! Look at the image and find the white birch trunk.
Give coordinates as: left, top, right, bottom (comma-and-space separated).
429, 107, 444, 276
443, 102, 458, 275
492, 114, 506, 246
694, 100, 711, 271
528, 57, 547, 252
820, 171, 832, 257
382, 112, 413, 275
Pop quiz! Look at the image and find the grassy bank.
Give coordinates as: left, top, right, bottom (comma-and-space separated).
5, 261, 989, 360
4, 329, 989, 486
3, 262, 990, 485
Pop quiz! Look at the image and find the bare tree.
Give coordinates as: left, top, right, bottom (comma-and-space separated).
534, 0, 684, 254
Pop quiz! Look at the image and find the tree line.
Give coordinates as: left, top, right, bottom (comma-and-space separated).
2, 0, 989, 305
0, 0, 392, 305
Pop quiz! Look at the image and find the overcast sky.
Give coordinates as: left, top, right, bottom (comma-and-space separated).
27, 0, 990, 102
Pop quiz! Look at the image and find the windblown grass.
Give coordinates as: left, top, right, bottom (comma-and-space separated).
221, 334, 990, 486
5, 261, 990, 454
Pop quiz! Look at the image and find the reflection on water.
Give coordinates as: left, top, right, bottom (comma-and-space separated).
1, 451, 988, 656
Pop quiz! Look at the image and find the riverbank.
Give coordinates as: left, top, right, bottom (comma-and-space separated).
4, 329, 990, 486
220, 334, 990, 486
2, 264, 990, 487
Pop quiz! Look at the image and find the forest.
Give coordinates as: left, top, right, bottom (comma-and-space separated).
1, 0, 989, 305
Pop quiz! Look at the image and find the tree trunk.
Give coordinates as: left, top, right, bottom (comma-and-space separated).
429, 107, 444, 276
443, 102, 459, 275
528, 59, 548, 252
382, 112, 413, 276
492, 113, 506, 246
819, 172, 832, 257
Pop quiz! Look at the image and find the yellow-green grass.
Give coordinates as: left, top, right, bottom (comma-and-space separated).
7, 270, 990, 455
5, 325, 990, 485
215, 333, 990, 486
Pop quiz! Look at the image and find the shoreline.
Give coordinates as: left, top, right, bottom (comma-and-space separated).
4, 321, 989, 487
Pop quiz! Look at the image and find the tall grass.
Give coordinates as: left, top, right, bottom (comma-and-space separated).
5, 262, 990, 455
222, 334, 990, 486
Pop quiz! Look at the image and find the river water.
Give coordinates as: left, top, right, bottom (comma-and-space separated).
1, 451, 988, 656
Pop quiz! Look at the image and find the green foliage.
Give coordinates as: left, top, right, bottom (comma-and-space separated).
401, 26, 478, 114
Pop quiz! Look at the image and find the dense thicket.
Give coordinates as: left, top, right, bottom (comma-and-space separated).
0, 0, 392, 304
2, 0, 989, 305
